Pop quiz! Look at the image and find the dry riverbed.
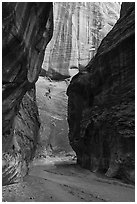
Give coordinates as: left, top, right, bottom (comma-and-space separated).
2, 155, 135, 202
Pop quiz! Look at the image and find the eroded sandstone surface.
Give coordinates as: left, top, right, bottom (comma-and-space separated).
67, 2, 135, 183
3, 1, 134, 188
2, 2, 53, 185
42, 2, 120, 79
35, 76, 72, 158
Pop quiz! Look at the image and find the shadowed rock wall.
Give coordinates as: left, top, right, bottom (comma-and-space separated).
42, 2, 120, 79
2, 2, 53, 185
67, 2, 135, 183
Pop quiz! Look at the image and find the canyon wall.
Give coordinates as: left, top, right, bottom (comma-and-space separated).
67, 2, 135, 183
35, 77, 72, 158
2, 2, 53, 185
42, 2, 121, 79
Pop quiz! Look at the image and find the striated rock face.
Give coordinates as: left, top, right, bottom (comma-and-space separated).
42, 2, 121, 79
35, 77, 72, 158
67, 2, 135, 183
2, 2, 53, 185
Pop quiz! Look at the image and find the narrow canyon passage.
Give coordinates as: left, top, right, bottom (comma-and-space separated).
3, 71, 135, 201
2, 2, 135, 202
3, 155, 135, 202
3, 75, 135, 202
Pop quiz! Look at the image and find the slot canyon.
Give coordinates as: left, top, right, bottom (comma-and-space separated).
2, 2, 135, 202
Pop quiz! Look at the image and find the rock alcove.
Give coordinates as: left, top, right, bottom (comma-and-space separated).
2, 2, 134, 188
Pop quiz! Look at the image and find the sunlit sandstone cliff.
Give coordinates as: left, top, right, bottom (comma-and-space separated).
2, 2, 53, 185
67, 2, 135, 183
35, 77, 72, 158
42, 2, 121, 79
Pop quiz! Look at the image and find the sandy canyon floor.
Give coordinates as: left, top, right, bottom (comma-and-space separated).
2, 154, 135, 202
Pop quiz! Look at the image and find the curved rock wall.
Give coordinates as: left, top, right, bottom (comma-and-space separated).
67, 2, 135, 183
2, 2, 53, 185
42, 2, 120, 79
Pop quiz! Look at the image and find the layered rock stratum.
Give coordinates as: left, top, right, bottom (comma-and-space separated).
2, 2, 53, 185
42, 2, 120, 79
67, 2, 135, 183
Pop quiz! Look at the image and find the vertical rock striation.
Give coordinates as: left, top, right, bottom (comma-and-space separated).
35, 77, 72, 157
2, 2, 53, 185
67, 2, 135, 183
42, 2, 121, 79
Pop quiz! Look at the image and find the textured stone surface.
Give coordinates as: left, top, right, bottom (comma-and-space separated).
67, 2, 135, 183
35, 76, 72, 158
42, 2, 120, 79
2, 2, 53, 185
